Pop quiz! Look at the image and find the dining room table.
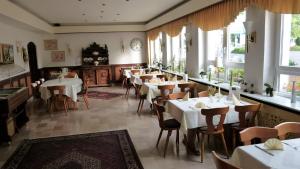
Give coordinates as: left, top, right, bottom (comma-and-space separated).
229, 138, 300, 169
39, 78, 83, 102
139, 80, 186, 103
123, 68, 145, 78
130, 73, 163, 85
166, 96, 250, 134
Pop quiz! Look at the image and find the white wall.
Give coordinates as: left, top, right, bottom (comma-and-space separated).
0, 19, 50, 80
41, 32, 147, 67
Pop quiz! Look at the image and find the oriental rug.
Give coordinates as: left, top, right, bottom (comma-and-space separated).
87, 91, 123, 100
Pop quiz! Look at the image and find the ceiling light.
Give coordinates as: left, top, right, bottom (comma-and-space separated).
101, 10, 104, 13
102, 3, 106, 6
116, 13, 120, 16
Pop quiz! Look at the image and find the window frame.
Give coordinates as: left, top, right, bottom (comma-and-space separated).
276, 14, 300, 99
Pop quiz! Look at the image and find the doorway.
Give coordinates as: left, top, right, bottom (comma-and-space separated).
27, 42, 39, 82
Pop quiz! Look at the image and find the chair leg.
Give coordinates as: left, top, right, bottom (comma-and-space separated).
232, 129, 236, 150
156, 129, 163, 148
83, 95, 89, 109
220, 133, 229, 158
63, 98, 68, 114
137, 98, 142, 113
200, 133, 205, 163
164, 130, 172, 158
140, 99, 144, 113
176, 129, 179, 156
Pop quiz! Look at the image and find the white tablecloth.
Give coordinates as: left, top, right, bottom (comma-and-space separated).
230, 138, 300, 169
167, 97, 249, 134
130, 74, 162, 85
140, 81, 181, 103
39, 78, 83, 102
123, 69, 145, 78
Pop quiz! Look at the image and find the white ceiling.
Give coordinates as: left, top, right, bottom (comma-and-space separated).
10, 0, 187, 25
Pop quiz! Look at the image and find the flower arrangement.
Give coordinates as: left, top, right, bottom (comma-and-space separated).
207, 86, 217, 96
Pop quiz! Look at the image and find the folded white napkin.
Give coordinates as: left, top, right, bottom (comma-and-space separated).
232, 94, 241, 105
182, 92, 189, 101
195, 102, 206, 108
264, 138, 283, 150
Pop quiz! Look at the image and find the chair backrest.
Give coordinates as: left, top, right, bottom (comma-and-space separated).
131, 69, 140, 75
239, 127, 278, 145
201, 107, 229, 133
178, 83, 195, 94
235, 104, 261, 128
157, 74, 168, 81
153, 102, 165, 128
212, 151, 240, 169
140, 75, 153, 83
158, 85, 175, 100
198, 91, 209, 97
275, 122, 300, 140
48, 86, 66, 99
168, 92, 187, 100
64, 72, 78, 78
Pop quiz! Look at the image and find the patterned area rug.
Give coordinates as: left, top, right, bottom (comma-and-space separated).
2, 130, 144, 169
87, 91, 123, 100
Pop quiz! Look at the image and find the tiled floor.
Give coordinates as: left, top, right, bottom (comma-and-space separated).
0, 85, 217, 169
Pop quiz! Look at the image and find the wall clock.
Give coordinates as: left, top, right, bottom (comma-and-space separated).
130, 38, 143, 51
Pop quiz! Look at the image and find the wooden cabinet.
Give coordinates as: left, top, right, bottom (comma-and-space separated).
81, 66, 111, 87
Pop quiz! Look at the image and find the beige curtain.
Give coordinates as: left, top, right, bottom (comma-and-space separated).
252, 0, 300, 14
146, 27, 162, 41
162, 17, 188, 37
188, 0, 249, 31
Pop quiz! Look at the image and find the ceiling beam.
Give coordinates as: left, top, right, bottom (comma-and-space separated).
53, 25, 146, 34
0, 0, 53, 33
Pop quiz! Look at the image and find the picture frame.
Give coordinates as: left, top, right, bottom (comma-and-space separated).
1, 44, 14, 64
44, 39, 58, 50
51, 51, 65, 62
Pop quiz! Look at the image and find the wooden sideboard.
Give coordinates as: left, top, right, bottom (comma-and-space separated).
40, 63, 147, 86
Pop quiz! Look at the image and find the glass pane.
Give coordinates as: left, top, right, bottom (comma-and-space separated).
207, 29, 224, 61
154, 33, 162, 64
228, 11, 246, 63
170, 27, 186, 73
281, 14, 300, 67
227, 68, 245, 84
171, 35, 180, 72
150, 41, 155, 65
279, 74, 300, 96
179, 27, 187, 73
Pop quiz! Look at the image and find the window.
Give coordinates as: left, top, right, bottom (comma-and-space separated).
277, 14, 300, 97
149, 32, 162, 66
166, 27, 187, 73
205, 11, 246, 83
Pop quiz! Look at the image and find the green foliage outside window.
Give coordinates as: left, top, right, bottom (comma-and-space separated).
231, 47, 246, 54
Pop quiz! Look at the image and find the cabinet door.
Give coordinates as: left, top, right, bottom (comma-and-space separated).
83, 70, 96, 86
96, 69, 109, 85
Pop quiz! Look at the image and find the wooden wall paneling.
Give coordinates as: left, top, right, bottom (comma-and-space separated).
12, 80, 19, 87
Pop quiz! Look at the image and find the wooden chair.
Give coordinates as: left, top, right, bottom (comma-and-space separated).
131, 69, 141, 75
78, 77, 89, 109
198, 107, 230, 163
168, 92, 187, 100
47, 86, 68, 114
231, 104, 261, 148
137, 76, 154, 114
124, 78, 138, 99
275, 122, 300, 140
157, 74, 168, 81
64, 72, 78, 78
239, 127, 278, 145
212, 151, 240, 169
178, 83, 196, 97
156, 85, 175, 104
198, 91, 209, 97
154, 102, 180, 157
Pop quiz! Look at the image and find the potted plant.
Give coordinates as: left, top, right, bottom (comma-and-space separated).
199, 71, 207, 79
264, 83, 274, 97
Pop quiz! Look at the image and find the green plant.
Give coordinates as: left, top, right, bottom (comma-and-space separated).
199, 71, 207, 78
231, 47, 245, 54
296, 37, 300, 46
290, 45, 300, 51
264, 83, 274, 97
289, 59, 298, 66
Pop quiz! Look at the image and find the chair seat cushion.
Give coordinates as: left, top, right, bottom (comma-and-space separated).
163, 119, 180, 128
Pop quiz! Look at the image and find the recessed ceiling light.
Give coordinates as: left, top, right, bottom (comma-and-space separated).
101, 10, 104, 13
82, 13, 86, 16
116, 13, 120, 16
125, 0, 130, 1
102, 3, 106, 6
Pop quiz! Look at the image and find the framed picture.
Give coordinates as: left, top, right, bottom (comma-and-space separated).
44, 39, 58, 50
2, 44, 14, 64
51, 51, 65, 62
